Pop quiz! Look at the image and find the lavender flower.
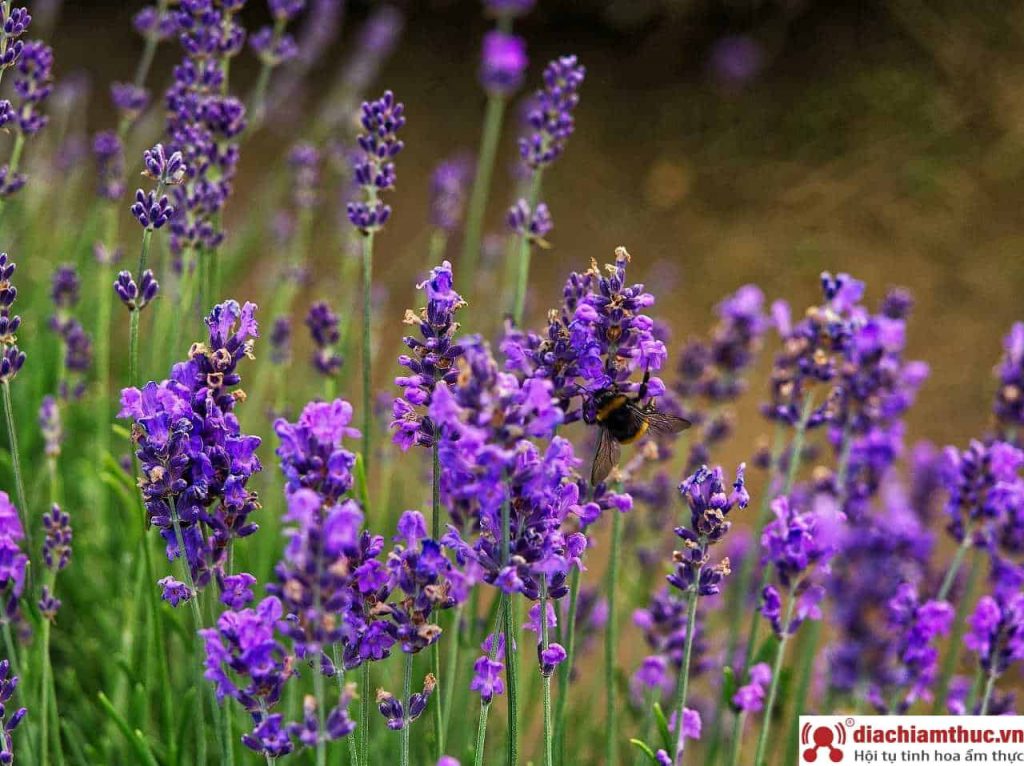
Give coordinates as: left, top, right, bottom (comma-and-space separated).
92, 130, 125, 200
432, 338, 590, 599
732, 663, 772, 713
158, 576, 192, 607
759, 493, 843, 636
38, 396, 60, 459
632, 589, 707, 703
346, 90, 405, 234
381, 511, 460, 654
114, 269, 160, 312
391, 261, 466, 450
519, 55, 586, 170
0, 254, 25, 383
119, 301, 262, 592
668, 464, 748, 597
995, 322, 1024, 440
503, 248, 668, 428
0, 493, 25, 623
200, 596, 298, 757
289, 687, 357, 750
943, 439, 1024, 554
164, 0, 248, 258
377, 674, 436, 730
305, 301, 342, 377
868, 584, 953, 713
0, 659, 26, 764
131, 144, 184, 230
470, 633, 506, 704
506, 199, 552, 244
40, 504, 71, 572
763, 272, 867, 429
429, 156, 473, 233
269, 316, 292, 366
288, 142, 320, 211
479, 31, 528, 96
133, 4, 176, 43
110, 82, 149, 125
49, 265, 92, 398
965, 592, 1024, 676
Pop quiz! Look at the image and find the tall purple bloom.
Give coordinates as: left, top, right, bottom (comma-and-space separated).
965, 591, 1024, 676
504, 248, 668, 428
994, 322, 1024, 442
305, 301, 342, 377
164, 0, 249, 260
118, 301, 262, 592
0, 35, 53, 198
429, 156, 473, 234
759, 493, 843, 636
0, 659, 26, 764
271, 400, 399, 670
762, 272, 867, 430
519, 55, 586, 170
864, 584, 953, 713
48, 265, 92, 399
391, 261, 466, 451
0, 492, 26, 622
668, 464, 749, 597
0, 254, 25, 383
346, 90, 405, 235
943, 439, 1024, 555
200, 594, 297, 758
479, 31, 528, 96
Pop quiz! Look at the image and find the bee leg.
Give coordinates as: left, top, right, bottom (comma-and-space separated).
636, 366, 651, 403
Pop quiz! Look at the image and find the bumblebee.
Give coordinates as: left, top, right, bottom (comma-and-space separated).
587, 370, 691, 484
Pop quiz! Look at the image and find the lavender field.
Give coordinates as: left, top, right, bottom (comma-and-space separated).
0, 1, 1022, 764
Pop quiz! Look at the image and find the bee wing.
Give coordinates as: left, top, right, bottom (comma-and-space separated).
643, 411, 692, 436
591, 427, 621, 485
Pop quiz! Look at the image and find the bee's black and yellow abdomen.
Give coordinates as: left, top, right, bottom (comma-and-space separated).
618, 419, 649, 444
595, 394, 629, 422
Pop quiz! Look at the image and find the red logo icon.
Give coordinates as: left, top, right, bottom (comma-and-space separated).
800, 723, 846, 762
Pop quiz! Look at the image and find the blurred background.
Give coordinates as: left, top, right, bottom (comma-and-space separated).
42, 0, 1023, 451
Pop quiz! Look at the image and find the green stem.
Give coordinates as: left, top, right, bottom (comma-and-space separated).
133, 0, 169, 89
554, 565, 580, 766
359, 661, 370, 766
440, 604, 463, 749
313, 656, 327, 766
472, 598, 506, 766
460, 94, 508, 285
400, 652, 413, 766
726, 710, 747, 766
540, 581, 553, 766
360, 230, 376, 480
501, 485, 519, 766
979, 665, 999, 715
511, 171, 544, 325
605, 511, 624, 766
783, 620, 821, 765
0, 382, 29, 550
937, 534, 971, 601
670, 566, 702, 766
333, 650, 360, 766
128, 310, 141, 389
931, 552, 981, 713
169, 504, 210, 766
739, 398, 815, 679
752, 590, 798, 766
247, 17, 287, 129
